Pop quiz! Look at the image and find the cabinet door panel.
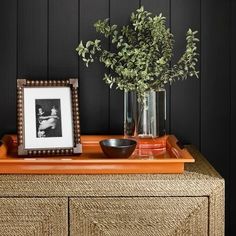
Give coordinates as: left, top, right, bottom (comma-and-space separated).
70, 197, 208, 236
0, 198, 68, 236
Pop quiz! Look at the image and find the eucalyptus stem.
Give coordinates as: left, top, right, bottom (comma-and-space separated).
76, 6, 199, 101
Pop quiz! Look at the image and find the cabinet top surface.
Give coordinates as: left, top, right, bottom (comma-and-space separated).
0, 145, 224, 197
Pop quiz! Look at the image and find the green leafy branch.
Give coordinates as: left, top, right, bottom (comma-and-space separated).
76, 6, 199, 101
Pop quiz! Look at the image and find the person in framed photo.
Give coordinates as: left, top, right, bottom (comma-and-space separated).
36, 99, 62, 138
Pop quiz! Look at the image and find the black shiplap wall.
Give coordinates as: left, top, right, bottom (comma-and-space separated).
80, 0, 110, 134
201, 1, 231, 235
0, 0, 233, 235
171, 0, 200, 147
0, 0, 17, 134
230, 0, 235, 235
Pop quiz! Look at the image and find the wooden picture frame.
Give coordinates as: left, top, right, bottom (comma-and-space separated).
17, 78, 82, 156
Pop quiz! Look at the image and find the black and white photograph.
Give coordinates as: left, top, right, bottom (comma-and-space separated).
35, 99, 62, 138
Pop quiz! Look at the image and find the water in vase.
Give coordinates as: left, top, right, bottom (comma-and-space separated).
124, 89, 166, 138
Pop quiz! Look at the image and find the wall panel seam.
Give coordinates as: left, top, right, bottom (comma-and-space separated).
169, 0, 172, 133
199, 0, 202, 151
16, 0, 19, 79
47, 0, 49, 79
229, 0, 232, 232
108, 0, 111, 133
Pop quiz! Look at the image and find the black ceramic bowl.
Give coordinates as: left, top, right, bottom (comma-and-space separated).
99, 138, 137, 158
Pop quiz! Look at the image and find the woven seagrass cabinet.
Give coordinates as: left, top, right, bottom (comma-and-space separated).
0, 146, 224, 236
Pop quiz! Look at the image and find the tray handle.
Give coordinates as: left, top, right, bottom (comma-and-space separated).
0, 135, 15, 158
167, 135, 195, 162
176, 140, 185, 150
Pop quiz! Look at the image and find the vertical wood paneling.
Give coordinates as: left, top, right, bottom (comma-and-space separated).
171, 0, 200, 146
48, 0, 78, 79
79, 0, 110, 134
109, 0, 139, 134
230, 0, 236, 234
201, 0, 230, 177
0, 0, 17, 136
18, 0, 47, 79
141, 0, 170, 134
201, 0, 230, 234
141, 0, 169, 17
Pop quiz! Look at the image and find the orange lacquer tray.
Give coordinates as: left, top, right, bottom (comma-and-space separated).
0, 135, 194, 174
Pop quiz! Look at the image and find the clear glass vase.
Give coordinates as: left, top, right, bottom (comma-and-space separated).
124, 89, 166, 138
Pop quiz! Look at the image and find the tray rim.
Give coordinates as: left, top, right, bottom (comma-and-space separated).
0, 134, 194, 174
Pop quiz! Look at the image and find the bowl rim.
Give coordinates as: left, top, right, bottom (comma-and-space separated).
99, 138, 137, 148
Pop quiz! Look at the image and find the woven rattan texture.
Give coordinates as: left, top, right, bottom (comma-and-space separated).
0, 146, 224, 236
70, 197, 208, 236
0, 198, 68, 236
